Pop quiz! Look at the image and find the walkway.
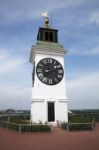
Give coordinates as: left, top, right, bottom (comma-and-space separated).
0, 123, 99, 150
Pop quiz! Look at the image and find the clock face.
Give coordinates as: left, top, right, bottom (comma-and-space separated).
36, 58, 64, 85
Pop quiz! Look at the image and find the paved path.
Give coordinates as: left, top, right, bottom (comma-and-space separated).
0, 123, 99, 150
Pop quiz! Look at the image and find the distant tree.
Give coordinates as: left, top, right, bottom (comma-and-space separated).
5, 109, 16, 113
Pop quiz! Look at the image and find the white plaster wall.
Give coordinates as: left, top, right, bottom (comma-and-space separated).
32, 53, 67, 100
55, 101, 68, 122
31, 52, 68, 124
31, 101, 47, 123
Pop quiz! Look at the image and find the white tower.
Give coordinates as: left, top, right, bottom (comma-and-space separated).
29, 13, 68, 125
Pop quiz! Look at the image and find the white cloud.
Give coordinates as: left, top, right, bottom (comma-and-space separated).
0, 0, 89, 25
0, 85, 31, 110
78, 10, 99, 27
89, 11, 99, 25
0, 72, 98, 110
68, 45, 99, 56
67, 72, 99, 109
89, 47, 99, 55
42, 0, 87, 11
0, 0, 40, 24
0, 50, 25, 74
0, 50, 7, 61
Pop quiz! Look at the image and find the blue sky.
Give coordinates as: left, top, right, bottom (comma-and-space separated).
0, 0, 99, 110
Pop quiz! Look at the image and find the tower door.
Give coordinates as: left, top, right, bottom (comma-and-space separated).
48, 102, 55, 122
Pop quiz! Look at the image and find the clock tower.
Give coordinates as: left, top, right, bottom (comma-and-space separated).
29, 13, 68, 125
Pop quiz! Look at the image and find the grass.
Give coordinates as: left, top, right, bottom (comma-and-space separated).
68, 115, 92, 123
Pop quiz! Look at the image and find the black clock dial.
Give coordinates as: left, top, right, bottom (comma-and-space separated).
36, 58, 64, 85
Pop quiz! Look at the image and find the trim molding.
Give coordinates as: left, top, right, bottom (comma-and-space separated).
31, 98, 45, 103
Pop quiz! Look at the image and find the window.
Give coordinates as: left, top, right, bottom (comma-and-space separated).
45, 32, 49, 41
49, 32, 53, 42
44, 31, 54, 42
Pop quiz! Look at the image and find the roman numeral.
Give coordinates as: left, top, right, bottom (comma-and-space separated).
38, 63, 43, 67
58, 70, 63, 74
38, 73, 44, 79
54, 60, 56, 64
57, 64, 61, 68
55, 78, 58, 83
57, 74, 63, 79
37, 68, 42, 73
42, 59, 47, 64
42, 77, 47, 83
47, 58, 53, 63
48, 79, 53, 84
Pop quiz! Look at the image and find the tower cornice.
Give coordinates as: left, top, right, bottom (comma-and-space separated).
29, 42, 68, 64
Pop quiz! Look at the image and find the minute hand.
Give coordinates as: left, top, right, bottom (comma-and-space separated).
45, 67, 57, 73
49, 68, 57, 72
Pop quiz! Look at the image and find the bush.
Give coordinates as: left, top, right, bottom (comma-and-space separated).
21, 125, 51, 133
0, 115, 51, 133
61, 122, 93, 131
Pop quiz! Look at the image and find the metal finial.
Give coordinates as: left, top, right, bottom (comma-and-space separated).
41, 11, 49, 25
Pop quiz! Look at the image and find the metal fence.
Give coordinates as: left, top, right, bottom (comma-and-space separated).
69, 113, 99, 122
0, 116, 52, 133
57, 119, 95, 131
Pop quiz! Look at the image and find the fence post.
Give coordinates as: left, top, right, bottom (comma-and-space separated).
67, 123, 69, 131
7, 116, 10, 129
57, 120, 59, 128
91, 118, 95, 130
19, 125, 21, 134
50, 125, 53, 132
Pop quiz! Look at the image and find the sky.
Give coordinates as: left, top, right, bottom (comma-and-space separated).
0, 0, 99, 110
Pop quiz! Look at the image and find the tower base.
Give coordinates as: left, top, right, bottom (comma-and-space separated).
31, 98, 68, 125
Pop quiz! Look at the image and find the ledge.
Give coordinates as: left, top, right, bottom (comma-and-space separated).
58, 99, 69, 102
31, 99, 45, 103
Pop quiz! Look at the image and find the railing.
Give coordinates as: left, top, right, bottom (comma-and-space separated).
0, 120, 52, 133
57, 119, 95, 131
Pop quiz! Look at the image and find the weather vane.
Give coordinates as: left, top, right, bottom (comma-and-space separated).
41, 11, 49, 25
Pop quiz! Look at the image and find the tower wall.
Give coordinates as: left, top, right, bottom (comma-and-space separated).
30, 17, 68, 125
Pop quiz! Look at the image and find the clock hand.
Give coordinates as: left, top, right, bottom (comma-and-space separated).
45, 70, 49, 72
54, 66, 57, 69
45, 67, 58, 74
45, 69, 54, 72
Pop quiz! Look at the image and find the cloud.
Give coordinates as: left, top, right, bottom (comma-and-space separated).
88, 46, 99, 55
0, 0, 99, 111
68, 46, 99, 56
0, 50, 25, 74
89, 10, 99, 25
0, 85, 31, 110
0, 0, 40, 24
0, 49, 31, 110
76, 9, 99, 27
0, 0, 90, 25
0, 72, 98, 110
42, 0, 87, 11
0, 50, 7, 61
67, 72, 99, 109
